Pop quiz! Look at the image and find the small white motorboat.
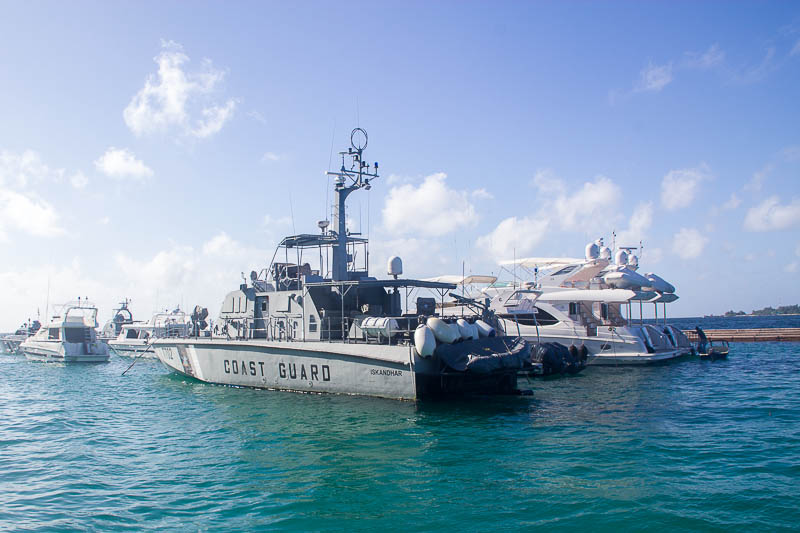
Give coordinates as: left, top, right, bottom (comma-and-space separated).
20, 301, 109, 363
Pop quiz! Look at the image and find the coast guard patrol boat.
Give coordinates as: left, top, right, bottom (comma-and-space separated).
153, 129, 530, 400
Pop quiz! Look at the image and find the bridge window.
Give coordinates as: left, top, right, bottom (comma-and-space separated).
553, 265, 578, 276
498, 308, 558, 326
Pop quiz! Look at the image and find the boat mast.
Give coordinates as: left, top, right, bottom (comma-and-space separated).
325, 128, 379, 281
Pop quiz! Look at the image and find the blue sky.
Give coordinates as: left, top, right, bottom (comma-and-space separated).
1, 2, 799, 328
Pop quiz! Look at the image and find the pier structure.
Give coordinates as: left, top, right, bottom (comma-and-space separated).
683, 328, 800, 343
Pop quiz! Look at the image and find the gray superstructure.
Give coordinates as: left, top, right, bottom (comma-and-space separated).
153, 129, 530, 400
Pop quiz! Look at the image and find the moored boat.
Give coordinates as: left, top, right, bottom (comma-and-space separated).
109, 308, 192, 358
153, 129, 532, 400
20, 301, 109, 363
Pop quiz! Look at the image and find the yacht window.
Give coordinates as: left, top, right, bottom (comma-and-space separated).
600, 303, 609, 320
126, 329, 138, 339
309, 315, 317, 332
600, 343, 612, 351
261, 302, 267, 312
498, 308, 558, 327
48, 328, 60, 340
568, 302, 579, 315
552, 265, 578, 276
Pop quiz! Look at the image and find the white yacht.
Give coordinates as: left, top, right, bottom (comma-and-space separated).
20, 301, 109, 363
489, 239, 692, 365
109, 308, 192, 358
98, 299, 135, 342
0, 319, 41, 354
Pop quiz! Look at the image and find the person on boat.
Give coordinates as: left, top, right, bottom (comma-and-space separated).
695, 326, 708, 355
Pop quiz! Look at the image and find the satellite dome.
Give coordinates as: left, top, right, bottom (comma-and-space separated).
615, 250, 629, 266
387, 256, 403, 278
599, 246, 612, 260
585, 242, 600, 260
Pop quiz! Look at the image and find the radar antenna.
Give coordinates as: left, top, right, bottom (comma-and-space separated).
325, 128, 379, 281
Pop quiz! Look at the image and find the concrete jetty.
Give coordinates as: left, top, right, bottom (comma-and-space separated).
683, 328, 800, 343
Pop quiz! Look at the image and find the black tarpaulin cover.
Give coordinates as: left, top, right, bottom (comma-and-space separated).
435, 337, 531, 374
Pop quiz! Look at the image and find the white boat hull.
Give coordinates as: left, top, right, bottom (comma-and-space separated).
109, 341, 156, 358
21, 340, 110, 363
508, 322, 683, 365
154, 338, 432, 400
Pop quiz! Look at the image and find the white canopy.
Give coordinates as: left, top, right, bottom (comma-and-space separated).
422, 274, 498, 285
537, 289, 647, 304
651, 293, 679, 303
498, 257, 584, 268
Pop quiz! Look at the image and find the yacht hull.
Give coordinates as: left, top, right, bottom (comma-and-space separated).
21, 340, 110, 363
516, 331, 682, 365
154, 338, 427, 400
109, 341, 156, 358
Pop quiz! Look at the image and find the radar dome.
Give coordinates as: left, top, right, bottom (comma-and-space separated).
627, 255, 639, 269
615, 250, 629, 266
585, 242, 600, 260
387, 256, 403, 278
599, 246, 612, 260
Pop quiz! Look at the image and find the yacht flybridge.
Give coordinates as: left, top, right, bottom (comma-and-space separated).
20, 300, 109, 363
152, 129, 532, 400
489, 239, 692, 365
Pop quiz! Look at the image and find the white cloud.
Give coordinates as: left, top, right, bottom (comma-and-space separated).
0, 149, 64, 188
70, 171, 88, 189
0, 189, 64, 240
660, 165, 710, 210
191, 99, 237, 138
476, 215, 549, 261
644, 247, 663, 265
672, 227, 708, 259
0, 259, 108, 330
722, 193, 741, 210
785, 262, 798, 273
686, 44, 725, 69
744, 164, 771, 192
734, 47, 777, 84
471, 188, 493, 200
616, 202, 653, 246
262, 152, 281, 162
635, 61, 673, 92
743, 196, 800, 231
248, 110, 267, 124
368, 236, 448, 278
478, 172, 621, 260
543, 175, 622, 231
113, 233, 270, 318
94, 147, 153, 180
123, 40, 236, 138
381, 173, 477, 237
530, 168, 565, 195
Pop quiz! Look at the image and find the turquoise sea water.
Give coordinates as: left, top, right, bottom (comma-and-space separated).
2, 330, 799, 530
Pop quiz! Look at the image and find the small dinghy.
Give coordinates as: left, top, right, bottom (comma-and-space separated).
694, 326, 729, 359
